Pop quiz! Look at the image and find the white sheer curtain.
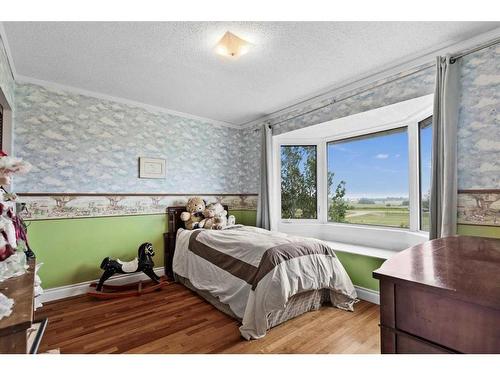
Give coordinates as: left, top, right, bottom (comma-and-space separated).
256, 123, 273, 230
430, 56, 461, 239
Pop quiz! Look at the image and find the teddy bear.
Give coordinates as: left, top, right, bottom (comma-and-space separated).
199, 203, 217, 229
180, 197, 206, 230
201, 202, 235, 230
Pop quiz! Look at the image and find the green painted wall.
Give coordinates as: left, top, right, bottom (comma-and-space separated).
232, 210, 257, 226
27, 214, 167, 289
335, 252, 384, 291
30, 208, 497, 293
457, 224, 500, 239
26, 210, 257, 289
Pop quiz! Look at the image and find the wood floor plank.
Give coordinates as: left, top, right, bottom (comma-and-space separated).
35, 283, 380, 354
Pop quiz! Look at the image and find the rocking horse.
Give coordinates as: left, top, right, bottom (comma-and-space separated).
87, 242, 170, 299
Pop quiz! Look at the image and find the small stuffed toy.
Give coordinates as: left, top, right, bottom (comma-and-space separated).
209, 203, 229, 230
180, 197, 206, 230
199, 204, 217, 229
199, 203, 237, 230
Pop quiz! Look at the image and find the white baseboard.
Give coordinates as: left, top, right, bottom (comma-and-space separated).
354, 285, 380, 305
41, 270, 379, 306
40, 267, 165, 303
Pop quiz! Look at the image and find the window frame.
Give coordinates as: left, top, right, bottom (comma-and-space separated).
273, 107, 432, 233
418, 116, 433, 232
326, 126, 411, 229
274, 138, 324, 223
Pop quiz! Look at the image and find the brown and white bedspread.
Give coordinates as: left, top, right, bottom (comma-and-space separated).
172, 225, 357, 339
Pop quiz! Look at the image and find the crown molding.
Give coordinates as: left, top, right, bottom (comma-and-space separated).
240, 26, 500, 130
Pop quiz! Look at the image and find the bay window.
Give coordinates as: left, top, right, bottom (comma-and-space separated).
274, 94, 433, 239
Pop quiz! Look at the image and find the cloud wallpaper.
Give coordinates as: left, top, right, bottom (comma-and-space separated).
266, 63, 436, 136
14, 82, 252, 193
457, 44, 500, 190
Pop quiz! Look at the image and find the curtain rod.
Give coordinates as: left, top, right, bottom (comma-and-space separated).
450, 36, 500, 63
267, 63, 433, 129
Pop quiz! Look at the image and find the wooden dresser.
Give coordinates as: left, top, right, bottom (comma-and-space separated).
373, 235, 500, 354
0, 258, 47, 354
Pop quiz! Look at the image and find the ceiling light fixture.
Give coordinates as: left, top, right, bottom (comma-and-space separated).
215, 31, 252, 59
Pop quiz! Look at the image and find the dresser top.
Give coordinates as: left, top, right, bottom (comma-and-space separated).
373, 235, 500, 309
0, 258, 35, 336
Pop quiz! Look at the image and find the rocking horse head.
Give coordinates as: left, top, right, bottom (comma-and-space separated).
138, 242, 155, 260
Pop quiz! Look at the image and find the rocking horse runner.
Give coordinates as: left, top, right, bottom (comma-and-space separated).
88, 243, 168, 299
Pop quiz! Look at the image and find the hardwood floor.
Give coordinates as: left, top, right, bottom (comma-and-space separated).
36, 283, 381, 354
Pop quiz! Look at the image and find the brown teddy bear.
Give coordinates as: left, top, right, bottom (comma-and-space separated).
180, 197, 206, 230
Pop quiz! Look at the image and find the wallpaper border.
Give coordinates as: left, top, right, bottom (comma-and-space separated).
457, 190, 500, 227
18, 193, 258, 221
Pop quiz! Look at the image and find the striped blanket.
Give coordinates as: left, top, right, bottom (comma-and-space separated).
173, 225, 357, 339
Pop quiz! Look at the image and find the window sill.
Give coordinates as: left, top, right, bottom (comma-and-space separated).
276, 221, 428, 257
325, 240, 397, 260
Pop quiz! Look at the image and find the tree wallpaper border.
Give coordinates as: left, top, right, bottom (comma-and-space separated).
18, 193, 258, 220
458, 190, 500, 227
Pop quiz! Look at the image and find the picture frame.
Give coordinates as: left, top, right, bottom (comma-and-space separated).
139, 157, 166, 179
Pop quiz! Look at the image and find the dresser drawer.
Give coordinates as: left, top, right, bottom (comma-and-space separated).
396, 333, 452, 354
395, 284, 500, 353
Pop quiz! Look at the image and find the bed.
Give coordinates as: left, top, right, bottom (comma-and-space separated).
164, 206, 357, 340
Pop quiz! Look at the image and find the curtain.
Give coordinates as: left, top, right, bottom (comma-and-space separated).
430, 56, 461, 239
256, 123, 273, 230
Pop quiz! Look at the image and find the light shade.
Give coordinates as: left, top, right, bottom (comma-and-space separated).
215, 31, 252, 58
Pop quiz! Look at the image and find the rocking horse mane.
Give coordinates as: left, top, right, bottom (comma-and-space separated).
138, 242, 154, 259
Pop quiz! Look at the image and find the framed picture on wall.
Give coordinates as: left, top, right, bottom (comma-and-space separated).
139, 157, 166, 179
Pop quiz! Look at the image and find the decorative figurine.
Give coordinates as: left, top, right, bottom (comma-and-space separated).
96, 242, 160, 291
88, 243, 169, 299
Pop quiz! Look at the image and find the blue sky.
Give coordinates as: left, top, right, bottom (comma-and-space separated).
328, 128, 431, 199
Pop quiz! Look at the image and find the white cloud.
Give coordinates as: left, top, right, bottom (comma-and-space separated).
468, 121, 490, 130
100, 117, 117, 127
41, 176, 64, 187
476, 139, 500, 151
473, 74, 500, 86
56, 115, 71, 123
100, 158, 118, 167
375, 153, 389, 159
56, 160, 71, 168
60, 170, 74, 177
25, 117, 41, 125
474, 98, 497, 108
44, 147, 60, 154
43, 129, 66, 140
42, 100, 59, 108
479, 162, 500, 173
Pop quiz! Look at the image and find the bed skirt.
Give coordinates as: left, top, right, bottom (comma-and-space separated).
174, 273, 333, 330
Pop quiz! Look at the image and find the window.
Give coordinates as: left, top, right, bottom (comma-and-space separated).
274, 94, 433, 236
327, 128, 410, 228
419, 117, 432, 231
280, 145, 317, 219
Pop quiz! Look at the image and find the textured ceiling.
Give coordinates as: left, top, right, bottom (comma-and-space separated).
3, 22, 499, 125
